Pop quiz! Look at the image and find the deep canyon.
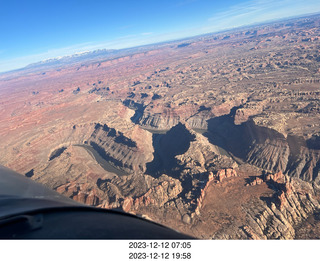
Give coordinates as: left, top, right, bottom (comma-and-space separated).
1, 14, 320, 238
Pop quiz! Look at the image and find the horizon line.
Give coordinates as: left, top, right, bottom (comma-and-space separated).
1, 11, 320, 75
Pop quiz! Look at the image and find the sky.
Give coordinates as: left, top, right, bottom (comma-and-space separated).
0, 0, 320, 73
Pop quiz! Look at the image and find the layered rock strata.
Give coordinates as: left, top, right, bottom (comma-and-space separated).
243, 172, 320, 239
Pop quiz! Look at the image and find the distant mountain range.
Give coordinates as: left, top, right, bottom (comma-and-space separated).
25, 49, 117, 68
3, 12, 320, 79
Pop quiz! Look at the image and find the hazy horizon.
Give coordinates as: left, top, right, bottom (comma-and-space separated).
1, 0, 320, 73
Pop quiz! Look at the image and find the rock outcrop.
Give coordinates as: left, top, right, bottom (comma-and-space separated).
87, 123, 153, 173
120, 175, 182, 212
244, 179, 319, 239
216, 168, 238, 183
1, 14, 320, 239
56, 182, 101, 206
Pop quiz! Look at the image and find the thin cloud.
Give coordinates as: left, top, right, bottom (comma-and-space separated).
0, 42, 96, 72
204, 0, 320, 33
0, 34, 158, 72
1, 0, 320, 73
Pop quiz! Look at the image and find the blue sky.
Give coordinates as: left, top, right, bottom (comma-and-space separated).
1, 0, 320, 73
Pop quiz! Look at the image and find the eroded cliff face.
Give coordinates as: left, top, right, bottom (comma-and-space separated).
242, 122, 320, 184
87, 123, 153, 173
137, 109, 213, 131
204, 110, 320, 185
51, 122, 239, 230
125, 112, 320, 239
3, 101, 320, 239
12, 116, 154, 194
2, 14, 320, 239
138, 112, 181, 130
7, 108, 320, 239
242, 172, 320, 239
122, 163, 320, 239
286, 143, 320, 183
127, 96, 243, 131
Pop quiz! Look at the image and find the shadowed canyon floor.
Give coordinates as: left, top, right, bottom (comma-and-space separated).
1, 14, 320, 238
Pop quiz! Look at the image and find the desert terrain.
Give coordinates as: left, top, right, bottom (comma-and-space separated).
1, 14, 320, 239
